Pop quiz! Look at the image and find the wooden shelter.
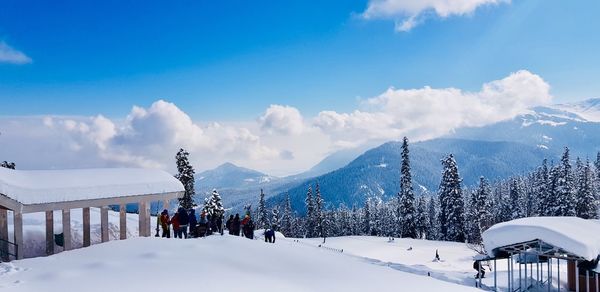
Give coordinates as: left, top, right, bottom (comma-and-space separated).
482, 217, 600, 292
0, 167, 184, 261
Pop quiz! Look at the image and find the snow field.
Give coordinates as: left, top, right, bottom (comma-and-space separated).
0, 234, 480, 292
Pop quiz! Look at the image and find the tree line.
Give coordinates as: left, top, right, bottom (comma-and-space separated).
257, 138, 600, 244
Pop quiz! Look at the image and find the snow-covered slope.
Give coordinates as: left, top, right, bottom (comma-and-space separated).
553, 98, 600, 122
0, 235, 479, 292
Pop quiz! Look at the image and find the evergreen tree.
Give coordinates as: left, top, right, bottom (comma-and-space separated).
257, 189, 269, 229
203, 189, 224, 217
576, 159, 597, 219
547, 164, 561, 216
398, 136, 417, 238
438, 154, 466, 242
415, 195, 429, 239
467, 177, 492, 243
363, 199, 371, 235
271, 206, 281, 231
315, 182, 325, 237
175, 148, 196, 209
281, 194, 293, 236
426, 197, 438, 240
509, 177, 526, 219
556, 147, 576, 216
305, 186, 316, 238
534, 160, 550, 216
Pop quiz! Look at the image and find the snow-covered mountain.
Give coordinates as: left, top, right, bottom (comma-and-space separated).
205, 99, 600, 214
449, 98, 600, 158
197, 162, 278, 190
267, 138, 551, 213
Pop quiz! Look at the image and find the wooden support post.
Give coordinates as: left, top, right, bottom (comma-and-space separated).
13, 211, 23, 260
100, 206, 109, 242
0, 209, 9, 261
119, 204, 127, 240
62, 209, 71, 251
138, 201, 147, 237
45, 211, 54, 255
144, 202, 151, 237
83, 207, 91, 247
162, 199, 169, 211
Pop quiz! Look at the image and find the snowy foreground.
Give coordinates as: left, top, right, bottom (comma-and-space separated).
2, 210, 574, 291
0, 235, 480, 292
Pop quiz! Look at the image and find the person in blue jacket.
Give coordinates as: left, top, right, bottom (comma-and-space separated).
177, 207, 190, 239
264, 228, 276, 243
188, 209, 198, 238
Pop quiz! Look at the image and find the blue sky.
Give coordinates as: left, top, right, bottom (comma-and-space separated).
1, 0, 599, 120
1, 0, 600, 174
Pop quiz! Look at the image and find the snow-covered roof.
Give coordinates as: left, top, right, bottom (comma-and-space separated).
483, 217, 600, 261
0, 167, 184, 205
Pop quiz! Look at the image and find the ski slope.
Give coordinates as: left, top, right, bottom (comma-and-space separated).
0, 235, 480, 292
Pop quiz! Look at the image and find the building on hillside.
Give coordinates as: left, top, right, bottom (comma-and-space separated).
481, 217, 600, 292
0, 167, 184, 261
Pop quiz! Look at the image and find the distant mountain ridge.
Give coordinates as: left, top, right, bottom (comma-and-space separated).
266, 138, 554, 214
200, 98, 600, 214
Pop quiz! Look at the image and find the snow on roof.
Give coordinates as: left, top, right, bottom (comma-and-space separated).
483, 217, 600, 261
0, 167, 184, 205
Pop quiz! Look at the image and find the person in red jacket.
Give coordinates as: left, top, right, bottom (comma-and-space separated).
171, 211, 181, 239
159, 209, 171, 238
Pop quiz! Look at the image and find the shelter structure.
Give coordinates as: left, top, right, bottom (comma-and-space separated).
481, 217, 600, 292
0, 167, 184, 261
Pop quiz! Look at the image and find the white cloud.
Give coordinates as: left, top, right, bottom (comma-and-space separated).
314, 70, 552, 143
0, 41, 32, 64
0, 70, 553, 176
362, 0, 510, 32
0, 100, 286, 174
258, 104, 304, 135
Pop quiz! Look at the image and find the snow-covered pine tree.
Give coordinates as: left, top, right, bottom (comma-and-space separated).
175, 148, 196, 209
315, 182, 325, 237
351, 205, 360, 235
398, 136, 417, 238
305, 186, 316, 238
467, 177, 492, 244
1, 161, 15, 169
415, 195, 429, 239
257, 189, 269, 229
437, 154, 466, 242
556, 147, 576, 216
426, 197, 438, 240
575, 159, 598, 219
281, 194, 293, 236
509, 177, 526, 219
203, 189, 225, 217
547, 163, 561, 216
534, 160, 549, 216
271, 206, 281, 231
363, 199, 371, 235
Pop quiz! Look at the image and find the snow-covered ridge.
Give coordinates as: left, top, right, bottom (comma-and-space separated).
0, 167, 183, 205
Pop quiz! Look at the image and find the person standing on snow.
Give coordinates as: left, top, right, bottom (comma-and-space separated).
159, 209, 171, 238
242, 215, 255, 239
216, 213, 224, 235
171, 211, 180, 238
188, 209, 198, 238
226, 215, 234, 235
232, 214, 241, 236
177, 207, 190, 239
264, 228, 275, 243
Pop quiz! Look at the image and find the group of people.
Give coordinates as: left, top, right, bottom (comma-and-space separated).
158, 208, 261, 240
225, 214, 256, 239
158, 207, 225, 239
